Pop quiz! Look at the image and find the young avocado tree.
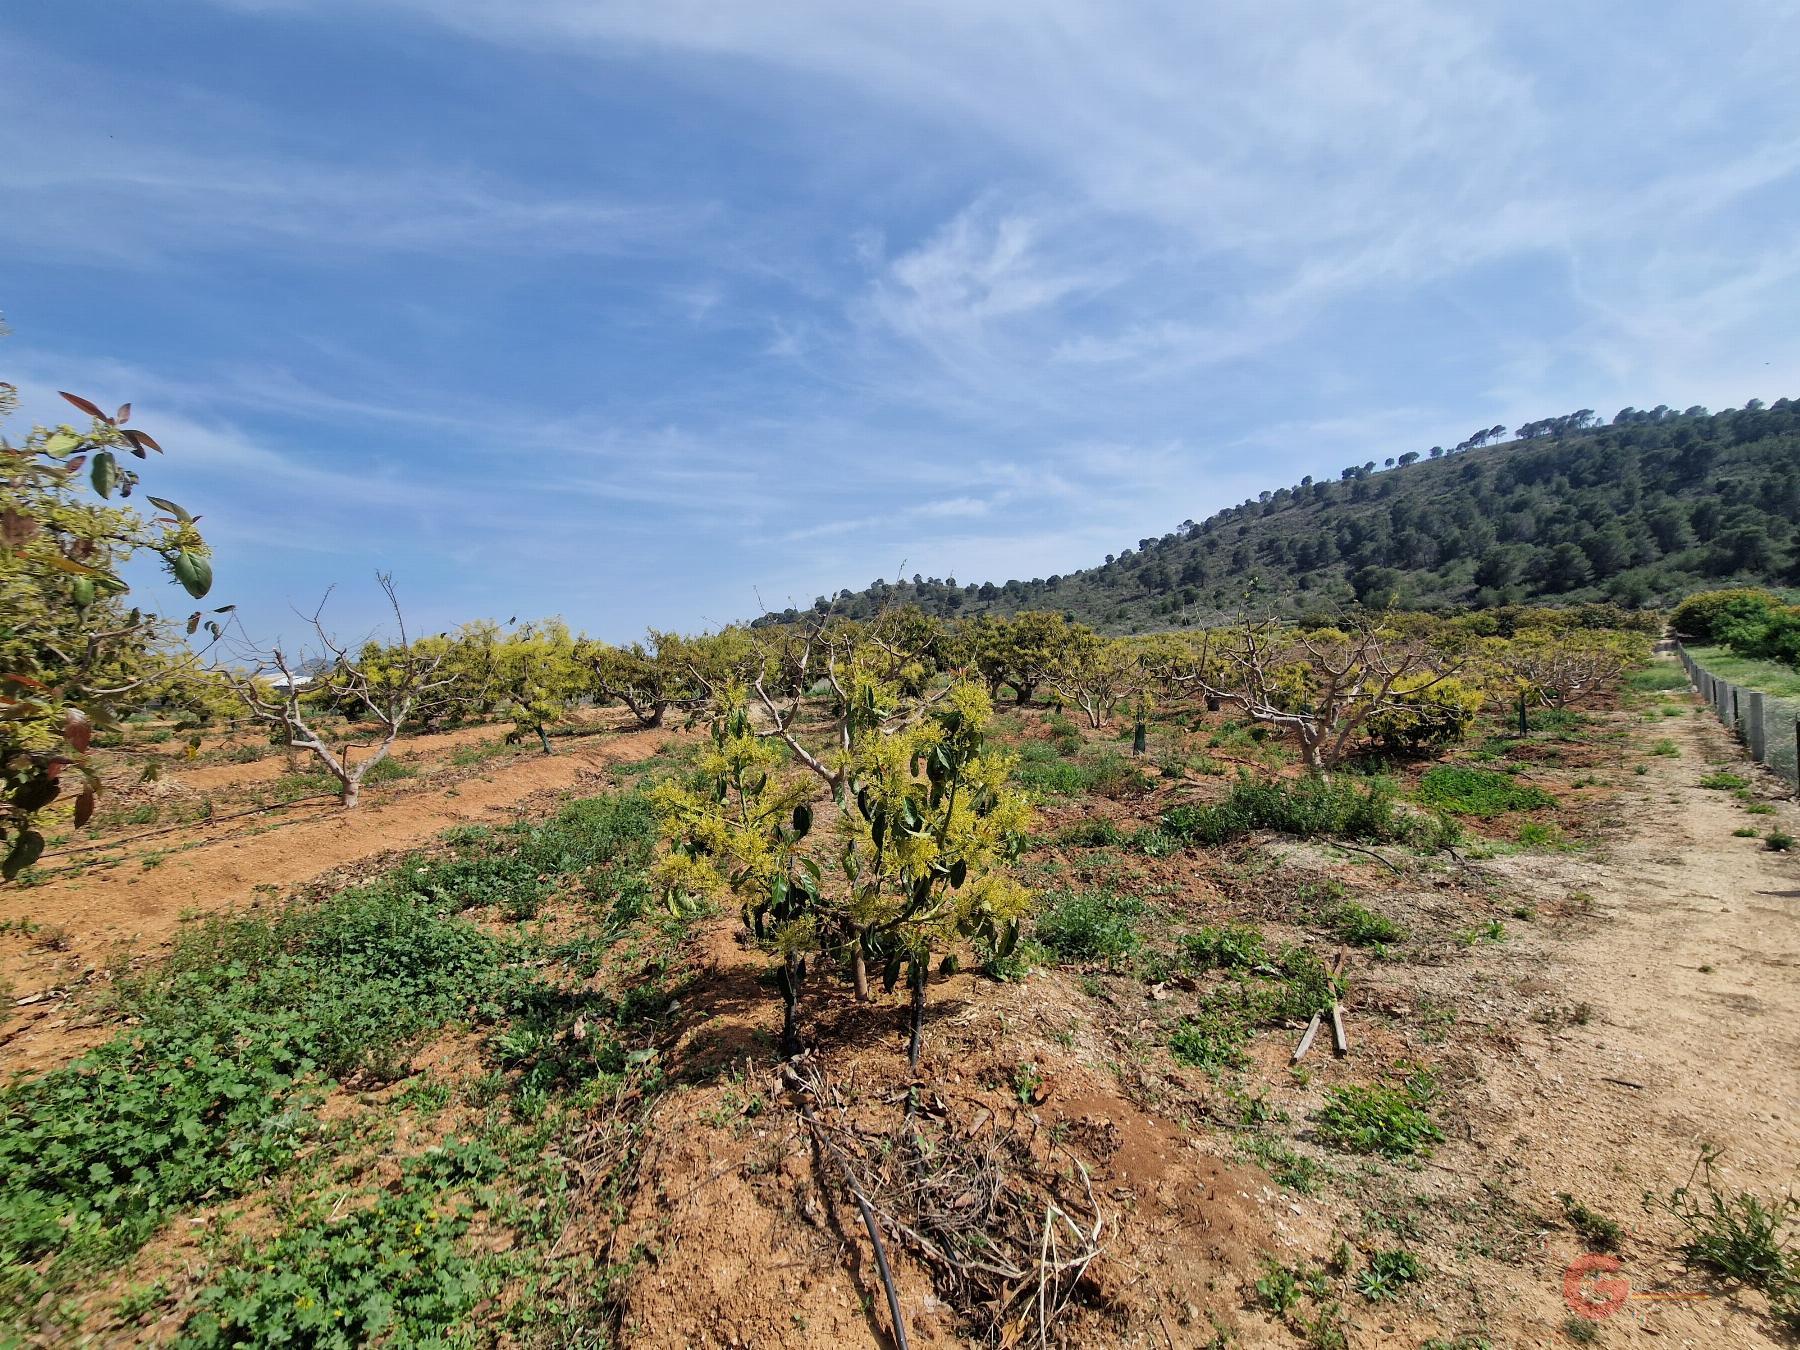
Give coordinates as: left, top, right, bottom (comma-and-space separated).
651, 697, 819, 1055
1175, 615, 1462, 774
1, 386, 225, 881
997, 611, 1082, 705
748, 614, 909, 801
837, 685, 1031, 1066
653, 683, 1030, 1063
225, 574, 450, 806
953, 613, 1013, 701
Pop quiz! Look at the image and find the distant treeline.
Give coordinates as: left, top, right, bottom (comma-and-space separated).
761, 399, 1800, 634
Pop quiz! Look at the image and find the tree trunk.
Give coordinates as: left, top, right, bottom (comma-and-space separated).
779, 955, 803, 1058
647, 701, 666, 729
850, 939, 870, 1002
1014, 681, 1035, 707
907, 953, 928, 1070
1301, 734, 1327, 777
340, 775, 359, 808
536, 724, 552, 755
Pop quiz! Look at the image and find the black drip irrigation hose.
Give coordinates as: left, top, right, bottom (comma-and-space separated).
783, 1066, 909, 1350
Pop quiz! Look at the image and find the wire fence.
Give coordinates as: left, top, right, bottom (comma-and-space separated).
1674, 643, 1800, 789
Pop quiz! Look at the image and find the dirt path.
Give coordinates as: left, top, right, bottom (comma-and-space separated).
159, 720, 510, 792
1466, 677, 1800, 1345
0, 724, 675, 1074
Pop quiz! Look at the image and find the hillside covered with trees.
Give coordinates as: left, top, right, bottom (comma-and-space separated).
767, 399, 1800, 632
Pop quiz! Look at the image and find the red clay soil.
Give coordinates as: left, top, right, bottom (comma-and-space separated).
606, 923, 1314, 1349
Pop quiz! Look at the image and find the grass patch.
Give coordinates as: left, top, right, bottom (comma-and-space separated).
1082, 750, 1151, 799
1169, 1013, 1253, 1072
1699, 770, 1750, 790
1529, 707, 1593, 736
1160, 774, 1413, 847
1626, 666, 1693, 692
449, 739, 525, 768
1515, 821, 1567, 848
1034, 889, 1148, 962
1687, 646, 1800, 700
1327, 902, 1403, 947
1053, 817, 1125, 848
1414, 765, 1556, 818
1356, 1249, 1425, 1301
1315, 1071, 1443, 1159
361, 755, 419, 783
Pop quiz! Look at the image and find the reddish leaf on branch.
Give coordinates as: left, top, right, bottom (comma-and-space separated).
58, 391, 106, 420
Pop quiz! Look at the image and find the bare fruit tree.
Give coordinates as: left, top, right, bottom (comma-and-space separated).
224, 574, 450, 807
1043, 635, 1147, 729
1490, 630, 1646, 709
1175, 615, 1458, 774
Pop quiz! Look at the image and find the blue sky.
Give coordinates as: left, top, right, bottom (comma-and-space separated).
4, 1, 1798, 648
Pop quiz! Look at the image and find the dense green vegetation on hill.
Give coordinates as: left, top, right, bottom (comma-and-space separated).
767, 399, 1800, 632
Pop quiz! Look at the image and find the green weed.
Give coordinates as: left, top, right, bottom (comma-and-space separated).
1054, 817, 1125, 848
1699, 770, 1750, 790
1328, 902, 1403, 947
1558, 1193, 1624, 1251
1645, 1151, 1798, 1325
1034, 889, 1148, 962
1414, 766, 1556, 818
1255, 1260, 1328, 1315
1160, 775, 1411, 847
1356, 1248, 1425, 1301
1515, 821, 1565, 848
1241, 1137, 1325, 1196
1182, 922, 1267, 970
1315, 1071, 1443, 1159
